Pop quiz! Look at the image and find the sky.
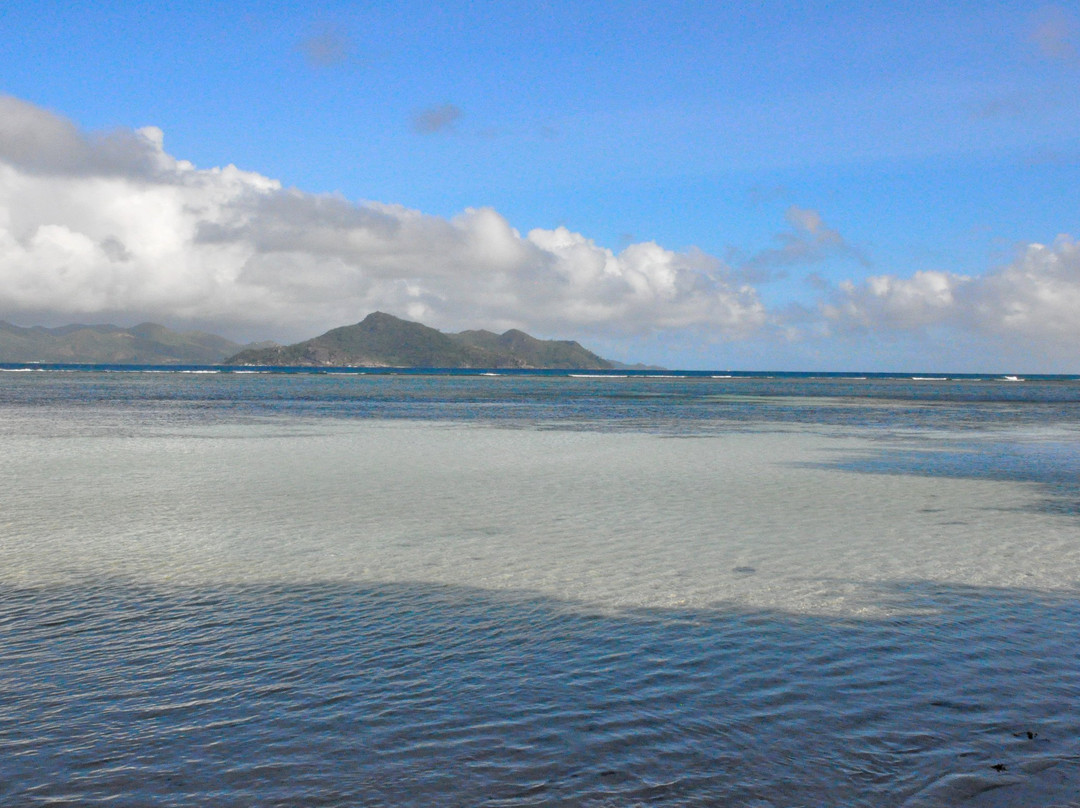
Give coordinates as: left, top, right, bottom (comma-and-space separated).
1, 0, 1079, 371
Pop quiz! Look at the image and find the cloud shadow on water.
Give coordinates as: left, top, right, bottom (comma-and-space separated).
2, 576, 1079, 807
806, 439, 1080, 519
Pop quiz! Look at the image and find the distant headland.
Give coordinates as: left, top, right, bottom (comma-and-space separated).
0, 320, 258, 365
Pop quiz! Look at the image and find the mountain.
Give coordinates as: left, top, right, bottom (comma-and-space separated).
224, 312, 615, 369
0, 321, 262, 364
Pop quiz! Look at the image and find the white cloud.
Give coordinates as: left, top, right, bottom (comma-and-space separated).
972, 237, 1080, 337
5, 94, 1077, 368
0, 97, 174, 179
825, 236, 1080, 344
0, 95, 766, 342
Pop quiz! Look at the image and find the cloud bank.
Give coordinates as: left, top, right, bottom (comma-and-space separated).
0, 96, 764, 342
825, 237, 1080, 350
1, 94, 1078, 368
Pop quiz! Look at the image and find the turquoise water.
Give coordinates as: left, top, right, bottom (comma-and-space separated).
2, 371, 1079, 805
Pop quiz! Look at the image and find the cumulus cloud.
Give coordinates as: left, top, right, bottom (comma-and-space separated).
824, 237, 1080, 344
8, 93, 1076, 365
0, 97, 174, 179
0, 95, 765, 342
412, 104, 462, 134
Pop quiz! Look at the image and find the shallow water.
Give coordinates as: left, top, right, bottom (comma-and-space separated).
2, 372, 1079, 805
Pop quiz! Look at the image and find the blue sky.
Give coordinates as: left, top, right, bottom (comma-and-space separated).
1, 1, 1079, 370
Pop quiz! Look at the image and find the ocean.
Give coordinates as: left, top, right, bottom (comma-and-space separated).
2, 368, 1079, 806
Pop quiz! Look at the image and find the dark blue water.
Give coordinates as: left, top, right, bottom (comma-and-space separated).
4, 580, 1079, 807
3, 368, 1079, 434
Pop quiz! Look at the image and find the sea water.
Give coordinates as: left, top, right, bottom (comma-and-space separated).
1, 370, 1079, 806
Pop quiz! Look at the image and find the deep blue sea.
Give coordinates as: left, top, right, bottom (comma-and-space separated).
2, 367, 1079, 806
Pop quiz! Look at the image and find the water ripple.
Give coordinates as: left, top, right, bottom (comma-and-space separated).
2, 580, 1079, 806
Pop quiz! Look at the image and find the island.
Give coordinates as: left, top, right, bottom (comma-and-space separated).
224, 312, 615, 369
